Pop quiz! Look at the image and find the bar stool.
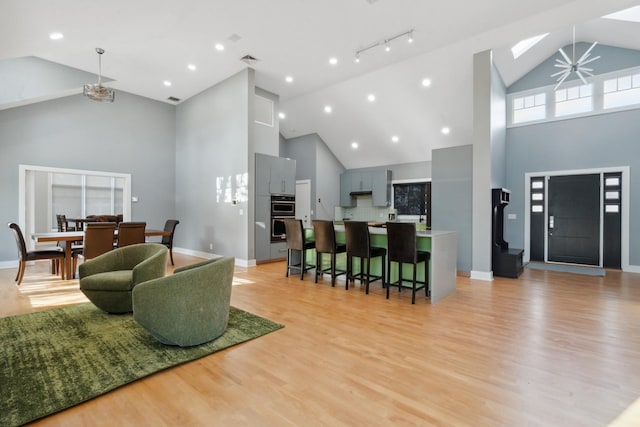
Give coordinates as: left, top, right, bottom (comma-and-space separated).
344, 221, 386, 294
385, 222, 430, 304
284, 219, 315, 280
313, 220, 347, 287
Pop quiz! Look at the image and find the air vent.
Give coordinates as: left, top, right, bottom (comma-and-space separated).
167, 96, 181, 102
240, 54, 259, 65
228, 33, 242, 43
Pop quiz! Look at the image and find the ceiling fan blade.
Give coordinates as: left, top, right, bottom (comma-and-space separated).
576, 70, 588, 85
580, 56, 600, 66
551, 69, 569, 77
581, 69, 595, 77
554, 64, 571, 70
577, 41, 598, 64
558, 47, 572, 64
554, 72, 571, 90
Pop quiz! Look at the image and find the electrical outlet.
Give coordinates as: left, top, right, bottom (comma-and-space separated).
318, 198, 321, 203
239, 209, 244, 215
209, 243, 213, 250
507, 213, 517, 220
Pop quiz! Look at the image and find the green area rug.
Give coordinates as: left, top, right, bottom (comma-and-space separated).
0, 303, 283, 427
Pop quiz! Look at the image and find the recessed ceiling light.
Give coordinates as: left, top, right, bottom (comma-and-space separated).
187, 64, 197, 71
351, 142, 359, 149
278, 112, 286, 119
324, 105, 332, 114
421, 78, 432, 87
407, 31, 414, 44
441, 127, 450, 135
367, 94, 376, 102
391, 136, 399, 143
384, 41, 391, 52
285, 76, 293, 83
329, 57, 338, 65
49, 32, 64, 40
215, 43, 225, 51
163, 80, 172, 87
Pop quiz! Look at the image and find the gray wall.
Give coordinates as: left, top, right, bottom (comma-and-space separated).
254, 87, 279, 157
432, 145, 473, 272
175, 69, 253, 262
387, 161, 431, 181
491, 62, 507, 189
0, 91, 176, 262
280, 132, 345, 221
505, 109, 640, 266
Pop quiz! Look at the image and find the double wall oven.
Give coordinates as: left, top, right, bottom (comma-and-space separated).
271, 195, 295, 242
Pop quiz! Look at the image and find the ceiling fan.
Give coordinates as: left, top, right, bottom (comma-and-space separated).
551, 26, 600, 90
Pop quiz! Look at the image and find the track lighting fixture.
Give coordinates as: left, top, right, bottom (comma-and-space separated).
354, 29, 414, 63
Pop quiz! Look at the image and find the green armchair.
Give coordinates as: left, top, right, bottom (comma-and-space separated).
132, 257, 235, 347
79, 243, 168, 314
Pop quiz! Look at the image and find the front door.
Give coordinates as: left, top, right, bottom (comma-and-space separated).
547, 174, 600, 265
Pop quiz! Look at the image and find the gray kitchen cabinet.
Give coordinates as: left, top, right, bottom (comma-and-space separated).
256, 153, 296, 196
340, 169, 391, 207
372, 169, 391, 206
254, 195, 271, 261
270, 241, 288, 260
340, 172, 355, 207
269, 156, 296, 195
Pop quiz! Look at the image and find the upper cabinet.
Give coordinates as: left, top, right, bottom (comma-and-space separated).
256, 153, 296, 196
340, 169, 391, 207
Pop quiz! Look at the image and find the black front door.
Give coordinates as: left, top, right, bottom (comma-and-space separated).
548, 174, 600, 265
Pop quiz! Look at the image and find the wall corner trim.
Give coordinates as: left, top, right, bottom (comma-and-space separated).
470, 270, 494, 281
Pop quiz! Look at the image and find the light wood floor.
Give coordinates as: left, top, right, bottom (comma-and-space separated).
2, 254, 640, 427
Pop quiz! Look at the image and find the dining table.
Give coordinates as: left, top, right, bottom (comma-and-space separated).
31, 229, 171, 280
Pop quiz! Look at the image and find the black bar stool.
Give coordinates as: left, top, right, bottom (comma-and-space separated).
344, 221, 386, 294
313, 220, 346, 287
385, 222, 430, 304
284, 219, 315, 279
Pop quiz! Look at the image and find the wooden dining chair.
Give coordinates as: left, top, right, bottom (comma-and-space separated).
116, 222, 147, 248
160, 219, 179, 265
284, 218, 315, 280
8, 222, 66, 285
72, 222, 117, 278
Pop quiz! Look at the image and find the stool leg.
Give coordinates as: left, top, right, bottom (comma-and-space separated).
286, 249, 290, 277
412, 263, 417, 304
315, 252, 320, 283
386, 259, 391, 299
330, 253, 336, 287
425, 258, 430, 297
365, 257, 370, 295
398, 262, 403, 293
346, 255, 351, 290
300, 249, 306, 280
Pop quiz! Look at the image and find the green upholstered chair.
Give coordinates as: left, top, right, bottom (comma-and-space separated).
79, 243, 168, 314
132, 257, 235, 347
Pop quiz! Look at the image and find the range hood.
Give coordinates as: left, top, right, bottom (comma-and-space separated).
349, 190, 372, 196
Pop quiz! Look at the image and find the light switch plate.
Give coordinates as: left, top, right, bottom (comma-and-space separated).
507, 213, 516, 220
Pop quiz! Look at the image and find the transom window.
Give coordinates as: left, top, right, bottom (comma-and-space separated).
555, 84, 593, 117
513, 93, 546, 124
603, 73, 640, 109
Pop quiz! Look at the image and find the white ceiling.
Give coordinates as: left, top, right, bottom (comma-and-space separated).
2, 0, 639, 168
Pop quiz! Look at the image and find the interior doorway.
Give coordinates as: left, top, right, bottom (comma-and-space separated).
295, 180, 311, 228
525, 167, 628, 270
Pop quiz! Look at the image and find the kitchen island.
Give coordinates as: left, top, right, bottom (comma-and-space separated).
305, 224, 457, 304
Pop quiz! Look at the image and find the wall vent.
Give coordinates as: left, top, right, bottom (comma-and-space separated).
240, 54, 259, 65
167, 96, 181, 102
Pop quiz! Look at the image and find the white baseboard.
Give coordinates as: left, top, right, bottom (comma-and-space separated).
624, 264, 640, 273
470, 270, 494, 281
0, 260, 18, 270
173, 247, 256, 268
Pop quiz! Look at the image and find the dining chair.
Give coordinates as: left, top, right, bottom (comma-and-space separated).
56, 214, 75, 232
116, 222, 147, 248
72, 222, 117, 278
160, 219, 179, 265
284, 218, 315, 279
8, 222, 66, 285
312, 220, 347, 287
344, 221, 386, 294
385, 222, 430, 304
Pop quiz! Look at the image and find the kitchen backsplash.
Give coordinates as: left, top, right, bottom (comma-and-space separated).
334, 195, 396, 222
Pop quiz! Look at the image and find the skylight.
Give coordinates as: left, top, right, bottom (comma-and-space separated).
511, 33, 549, 59
603, 6, 640, 23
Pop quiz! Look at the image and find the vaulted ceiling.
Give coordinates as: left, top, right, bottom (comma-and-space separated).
2, 0, 639, 168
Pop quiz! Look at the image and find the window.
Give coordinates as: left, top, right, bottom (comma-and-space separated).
555, 84, 593, 117
508, 65, 640, 128
392, 182, 431, 227
603, 73, 640, 109
512, 93, 546, 123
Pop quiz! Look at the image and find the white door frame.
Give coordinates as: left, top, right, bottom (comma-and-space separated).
524, 166, 630, 271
